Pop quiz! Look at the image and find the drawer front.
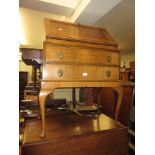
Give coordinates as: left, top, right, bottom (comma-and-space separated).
43, 64, 75, 80
45, 43, 119, 65
97, 67, 119, 81
43, 64, 119, 81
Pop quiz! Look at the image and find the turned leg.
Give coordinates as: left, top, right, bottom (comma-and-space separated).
112, 86, 123, 122
39, 90, 51, 138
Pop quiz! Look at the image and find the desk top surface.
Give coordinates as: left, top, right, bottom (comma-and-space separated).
23, 111, 125, 145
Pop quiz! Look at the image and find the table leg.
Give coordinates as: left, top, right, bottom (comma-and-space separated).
96, 88, 101, 113
112, 86, 123, 122
39, 89, 51, 138
72, 88, 77, 110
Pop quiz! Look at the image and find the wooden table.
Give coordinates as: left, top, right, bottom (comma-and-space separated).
22, 111, 128, 155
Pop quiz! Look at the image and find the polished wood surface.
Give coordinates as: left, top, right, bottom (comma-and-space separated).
43, 64, 119, 81
39, 19, 123, 137
23, 112, 119, 143
44, 42, 119, 65
22, 112, 128, 155
41, 81, 121, 89
20, 48, 43, 64
44, 19, 117, 46
46, 38, 118, 50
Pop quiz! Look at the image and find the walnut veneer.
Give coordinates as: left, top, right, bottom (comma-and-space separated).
39, 19, 123, 138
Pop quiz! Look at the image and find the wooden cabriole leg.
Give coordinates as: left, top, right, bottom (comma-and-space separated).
112, 86, 123, 123
39, 89, 52, 138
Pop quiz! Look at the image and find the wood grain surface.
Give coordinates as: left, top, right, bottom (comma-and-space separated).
44, 19, 117, 46
22, 112, 128, 155
39, 18, 123, 139
44, 42, 119, 65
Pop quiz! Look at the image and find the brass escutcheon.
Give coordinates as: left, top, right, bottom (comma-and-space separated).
106, 56, 112, 62
58, 51, 64, 59
57, 69, 63, 77
106, 70, 111, 77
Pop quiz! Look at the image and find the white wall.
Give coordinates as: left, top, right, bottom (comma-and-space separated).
19, 7, 66, 48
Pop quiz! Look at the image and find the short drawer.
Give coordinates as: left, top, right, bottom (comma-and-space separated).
43, 64, 119, 81
45, 43, 119, 65
97, 67, 119, 81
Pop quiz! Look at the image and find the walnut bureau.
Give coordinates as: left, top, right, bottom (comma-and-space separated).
39, 19, 123, 138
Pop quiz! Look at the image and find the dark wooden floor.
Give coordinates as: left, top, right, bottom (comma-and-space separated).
22, 111, 128, 155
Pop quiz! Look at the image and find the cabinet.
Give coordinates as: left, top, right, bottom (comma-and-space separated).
118, 84, 134, 126
120, 61, 135, 82
39, 19, 123, 138
98, 84, 134, 126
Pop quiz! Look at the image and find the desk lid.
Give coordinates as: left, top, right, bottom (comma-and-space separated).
44, 18, 118, 46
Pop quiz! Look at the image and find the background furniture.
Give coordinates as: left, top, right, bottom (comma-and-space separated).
19, 71, 28, 102
20, 48, 43, 89
98, 84, 134, 126
39, 19, 123, 138
120, 61, 135, 82
128, 87, 135, 154
118, 83, 135, 126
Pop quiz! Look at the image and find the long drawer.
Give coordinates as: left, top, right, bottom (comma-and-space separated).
43, 64, 119, 81
44, 43, 119, 66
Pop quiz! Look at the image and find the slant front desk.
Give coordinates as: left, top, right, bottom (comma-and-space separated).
39, 19, 123, 138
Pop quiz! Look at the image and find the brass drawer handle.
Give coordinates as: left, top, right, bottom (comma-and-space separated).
57, 69, 63, 77
106, 56, 112, 62
58, 51, 64, 59
106, 70, 111, 77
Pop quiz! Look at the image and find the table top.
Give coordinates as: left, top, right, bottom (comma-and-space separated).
23, 111, 125, 144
